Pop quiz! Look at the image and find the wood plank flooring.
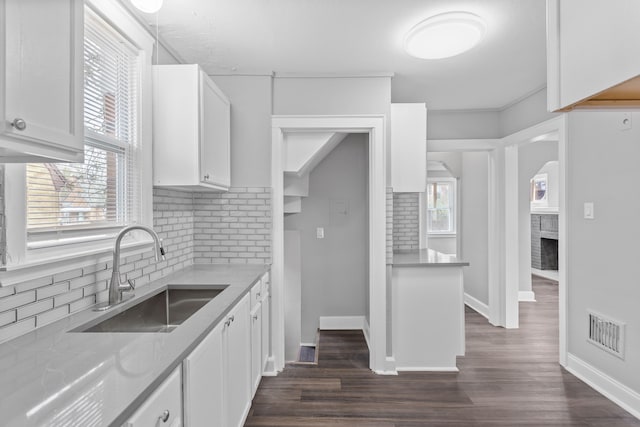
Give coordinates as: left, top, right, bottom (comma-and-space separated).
245, 276, 640, 426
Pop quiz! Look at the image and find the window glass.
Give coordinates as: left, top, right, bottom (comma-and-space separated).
26, 7, 140, 237
426, 181, 455, 233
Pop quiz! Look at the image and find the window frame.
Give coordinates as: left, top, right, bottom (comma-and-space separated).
420, 177, 457, 246
1, 0, 155, 284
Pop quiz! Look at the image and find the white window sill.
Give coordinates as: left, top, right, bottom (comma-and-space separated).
428, 233, 457, 238
0, 234, 155, 287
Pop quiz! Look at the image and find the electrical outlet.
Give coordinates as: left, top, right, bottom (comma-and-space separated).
316, 227, 324, 239
620, 113, 632, 131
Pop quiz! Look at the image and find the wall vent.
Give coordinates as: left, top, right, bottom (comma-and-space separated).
587, 311, 625, 359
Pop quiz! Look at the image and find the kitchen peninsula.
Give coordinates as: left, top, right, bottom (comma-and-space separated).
392, 249, 469, 371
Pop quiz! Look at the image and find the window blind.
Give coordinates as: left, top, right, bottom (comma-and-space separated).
26, 7, 141, 236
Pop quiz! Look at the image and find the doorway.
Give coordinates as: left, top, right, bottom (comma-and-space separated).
503, 115, 568, 366
271, 115, 389, 374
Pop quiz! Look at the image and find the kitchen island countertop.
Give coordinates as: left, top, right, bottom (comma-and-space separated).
392, 248, 469, 267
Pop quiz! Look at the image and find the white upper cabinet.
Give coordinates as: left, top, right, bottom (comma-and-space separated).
391, 103, 427, 193
0, 0, 84, 162
153, 64, 231, 191
547, 0, 640, 111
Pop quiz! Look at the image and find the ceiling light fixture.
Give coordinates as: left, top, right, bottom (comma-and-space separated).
404, 12, 486, 60
131, 0, 163, 14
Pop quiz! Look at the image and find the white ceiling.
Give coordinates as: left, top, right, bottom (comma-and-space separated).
143, 0, 546, 111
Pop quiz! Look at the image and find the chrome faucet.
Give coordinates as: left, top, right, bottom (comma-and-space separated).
102, 225, 166, 309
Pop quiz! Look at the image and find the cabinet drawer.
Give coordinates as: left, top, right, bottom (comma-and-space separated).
123, 367, 182, 427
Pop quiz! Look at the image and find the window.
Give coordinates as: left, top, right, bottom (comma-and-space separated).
26, 7, 141, 246
425, 179, 456, 234
1, 0, 154, 274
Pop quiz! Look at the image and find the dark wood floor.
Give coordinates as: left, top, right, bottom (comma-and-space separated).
245, 276, 640, 426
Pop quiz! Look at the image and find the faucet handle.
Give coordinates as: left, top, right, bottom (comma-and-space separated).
127, 279, 136, 290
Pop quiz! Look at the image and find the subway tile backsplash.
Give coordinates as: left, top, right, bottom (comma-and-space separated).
0, 187, 272, 343
393, 192, 419, 251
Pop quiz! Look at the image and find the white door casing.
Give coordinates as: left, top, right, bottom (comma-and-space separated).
271, 115, 388, 374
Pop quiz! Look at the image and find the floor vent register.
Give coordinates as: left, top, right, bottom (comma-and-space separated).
588, 311, 625, 359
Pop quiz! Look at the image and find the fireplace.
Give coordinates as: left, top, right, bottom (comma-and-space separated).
531, 213, 558, 270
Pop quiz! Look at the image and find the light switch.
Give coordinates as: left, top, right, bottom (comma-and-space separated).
583, 202, 594, 219
316, 227, 325, 239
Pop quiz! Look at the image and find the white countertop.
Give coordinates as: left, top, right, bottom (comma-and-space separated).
392, 249, 469, 267
0, 264, 269, 427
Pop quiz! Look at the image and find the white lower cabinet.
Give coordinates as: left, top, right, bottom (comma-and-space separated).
183, 293, 251, 427
123, 367, 183, 427
128, 275, 270, 427
260, 274, 271, 371
224, 294, 251, 427
182, 322, 224, 427
250, 295, 263, 397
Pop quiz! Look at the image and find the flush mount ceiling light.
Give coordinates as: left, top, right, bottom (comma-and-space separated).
131, 0, 163, 13
404, 12, 486, 59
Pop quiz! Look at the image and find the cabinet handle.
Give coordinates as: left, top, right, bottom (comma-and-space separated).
11, 118, 26, 131
159, 409, 170, 423
256, 292, 261, 298
230, 315, 235, 323
252, 314, 258, 320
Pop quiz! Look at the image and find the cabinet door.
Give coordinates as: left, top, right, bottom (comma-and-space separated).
250, 302, 263, 397
390, 103, 426, 193
200, 71, 230, 188
183, 322, 224, 427
261, 290, 271, 371
0, 0, 84, 162
123, 367, 183, 427
224, 294, 251, 427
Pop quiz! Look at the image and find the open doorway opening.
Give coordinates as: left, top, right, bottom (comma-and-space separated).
518, 142, 559, 302
283, 134, 369, 364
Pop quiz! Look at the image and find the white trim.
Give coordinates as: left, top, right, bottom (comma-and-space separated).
319, 316, 367, 330
274, 72, 395, 79
566, 353, 640, 420
362, 318, 371, 351
428, 139, 500, 152
501, 115, 568, 364
373, 357, 398, 376
518, 291, 537, 302
272, 115, 387, 374
464, 293, 490, 319
546, 0, 561, 112
2, 0, 155, 278
396, 366, 459, 372
504, 144, 520, 328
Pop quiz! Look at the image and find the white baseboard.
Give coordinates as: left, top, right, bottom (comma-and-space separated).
518, 291, 537, 302
262, 356, 278, 376
374, 356, 398, 375
566, 353, 640, 420
319, 315, 367, 330
362, 318, 371, 352
464, 293, 490, 319
396, 366, 459, 372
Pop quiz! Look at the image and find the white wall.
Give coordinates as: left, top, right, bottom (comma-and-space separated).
211, 75, 273, 187
273, 76, 391, 178
518, 141, 558, 293
567, 111, 640, 398
460, 152, 489, 305
284, 230, 302, 360
428, 110, 501, 140
501, 88, 557, 136
284, 135, 369, 343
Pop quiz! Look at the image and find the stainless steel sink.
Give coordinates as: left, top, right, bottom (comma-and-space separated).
75, 285, 228, 333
